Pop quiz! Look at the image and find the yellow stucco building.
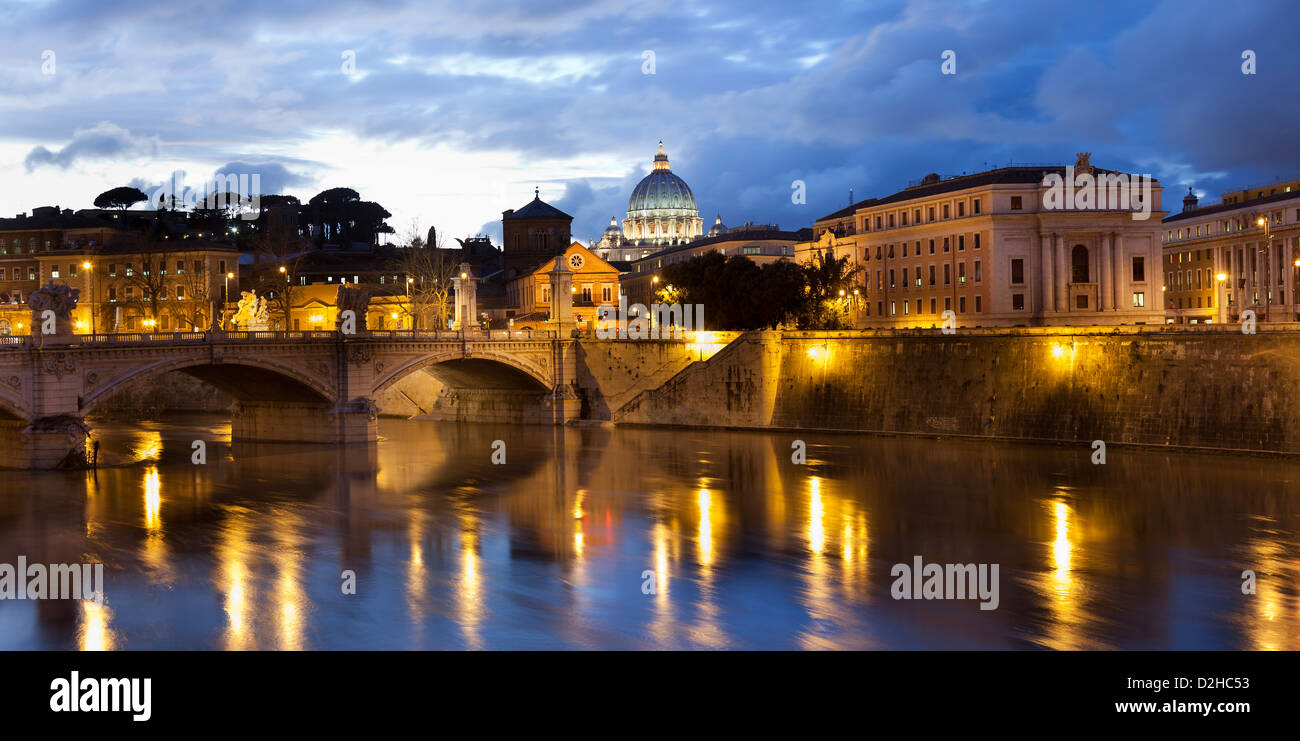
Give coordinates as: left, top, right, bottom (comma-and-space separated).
506, 242, 620, 329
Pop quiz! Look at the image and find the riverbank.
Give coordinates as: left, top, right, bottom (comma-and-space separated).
610, 328, 1300, 456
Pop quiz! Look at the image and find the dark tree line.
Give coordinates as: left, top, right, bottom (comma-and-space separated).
89, 185, 393, 247
658, 250, 860, 330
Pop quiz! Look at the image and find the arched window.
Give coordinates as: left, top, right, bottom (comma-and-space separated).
1071, 244, 1090, 283
0, 320, 9, 336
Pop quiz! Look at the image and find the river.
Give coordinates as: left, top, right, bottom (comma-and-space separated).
1, 415, 1297, 649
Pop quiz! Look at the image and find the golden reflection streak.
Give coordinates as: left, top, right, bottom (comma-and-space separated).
697, 489, 713, 567
798, 475, 835, 648
692, 486, 727, 647
647, 520, 676, 646
274, 512, 306, 650
143, 467, 161, 532
1034, 497, 1092, 650
1051, 500, 1072, 599
809, 476, 825, 555
407, 510, 427, 624
573, 489, 586, 559
139, 466, 172, 580
1246, 524, 1294, 650
79, 600, 116, 651
217, 511, 254, 650
457, 510, 483, 650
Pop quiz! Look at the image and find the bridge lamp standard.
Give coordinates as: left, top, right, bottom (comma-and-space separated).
223, 271, 235, 329
1256, 217, 1275, 320
82, 261, 94, 335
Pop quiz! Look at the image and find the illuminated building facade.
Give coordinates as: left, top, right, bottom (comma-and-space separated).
800, 156, 1168, 328
1161, 180, 1300, 324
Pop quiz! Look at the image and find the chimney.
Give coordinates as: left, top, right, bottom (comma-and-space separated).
1183, 187, 1199, 212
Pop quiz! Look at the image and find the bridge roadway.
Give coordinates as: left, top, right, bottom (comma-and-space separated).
0, 328, 581, 468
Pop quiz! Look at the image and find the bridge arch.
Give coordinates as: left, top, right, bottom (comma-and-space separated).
79, 355, 335, 416
372, 350, 552, 395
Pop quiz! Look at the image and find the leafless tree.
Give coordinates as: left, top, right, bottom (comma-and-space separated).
116, 250, 171, 327
170, 253, 212, 330
394, 223, 458, 330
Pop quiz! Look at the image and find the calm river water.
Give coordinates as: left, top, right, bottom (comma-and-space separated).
1, 415, 1297, 650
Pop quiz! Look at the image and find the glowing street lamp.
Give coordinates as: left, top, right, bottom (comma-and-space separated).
82, 261, 94, 334
223, 272, 234, 329
1255, 216, 1275, 319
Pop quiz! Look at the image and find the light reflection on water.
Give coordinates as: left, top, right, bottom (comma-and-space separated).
0, 415, 1298, 650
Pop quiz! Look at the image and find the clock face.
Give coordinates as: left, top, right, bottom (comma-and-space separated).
568, 253, 585, 270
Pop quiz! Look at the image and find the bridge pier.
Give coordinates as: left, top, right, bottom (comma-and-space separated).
0, 415, 90, 469
231, 399, 379, 445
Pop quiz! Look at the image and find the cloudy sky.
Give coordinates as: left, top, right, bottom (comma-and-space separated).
2, 0, 1297, 244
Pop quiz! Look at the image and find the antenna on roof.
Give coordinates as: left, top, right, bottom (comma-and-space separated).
534, 187, 539, 199
849, 187, 853, 206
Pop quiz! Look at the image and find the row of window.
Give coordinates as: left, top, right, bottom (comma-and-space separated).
864, 197, 986, 233
0, 267, 38, 281
865, 234, 983, 261
868, 295, 982, 317
1164, 209, 1297, 243
105, 285, 191, 301
531, 285, 616, 304
867, 260, 983, 291
866, 289, 1149, 318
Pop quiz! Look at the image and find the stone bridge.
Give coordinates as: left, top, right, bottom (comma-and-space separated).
0, 328, 584, 468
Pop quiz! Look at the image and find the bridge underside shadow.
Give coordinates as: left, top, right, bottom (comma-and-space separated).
387, 359, 563, 424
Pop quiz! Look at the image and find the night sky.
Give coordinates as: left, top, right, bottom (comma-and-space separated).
4, 0, 1297, 243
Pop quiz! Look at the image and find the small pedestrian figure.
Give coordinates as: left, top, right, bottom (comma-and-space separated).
91, 439, 100, 470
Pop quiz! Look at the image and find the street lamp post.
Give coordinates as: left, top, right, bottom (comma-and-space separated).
1257, 216, 1274, 322
82, 261, 94, 335
224, 271, 234, 329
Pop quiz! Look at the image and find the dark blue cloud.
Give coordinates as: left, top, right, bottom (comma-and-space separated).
3, 0, 1298, 237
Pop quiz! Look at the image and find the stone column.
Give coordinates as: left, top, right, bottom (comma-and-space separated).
1110, 232, 1122, 312
1099, 233, 1113, 312
452, 262, 476, 331
1285, 237, 1296, 319
1041, 234, 1054, 315
1055, 234, 1068, 312
548, 259, 575, 335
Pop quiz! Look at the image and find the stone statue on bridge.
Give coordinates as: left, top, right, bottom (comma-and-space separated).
27, 281, 80, 341
232, 290, 269, 331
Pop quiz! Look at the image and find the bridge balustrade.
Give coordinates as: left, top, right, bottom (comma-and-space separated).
0, 327, 560, 347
